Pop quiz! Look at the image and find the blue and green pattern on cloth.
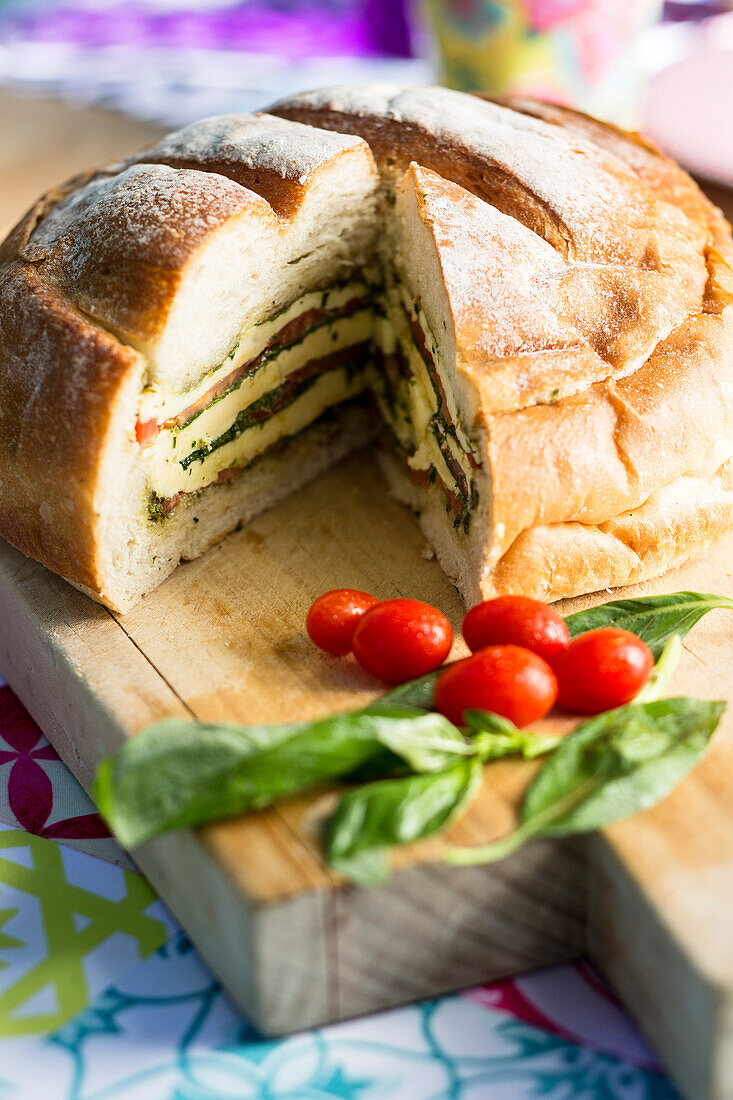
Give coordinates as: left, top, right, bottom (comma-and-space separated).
0, 824, 169, 1038
0, 930, 677, 1100
0, 671, 678, 1098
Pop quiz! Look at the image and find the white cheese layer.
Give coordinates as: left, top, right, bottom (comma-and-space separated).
145, 311, 373, 498
149, 366, 367, 498
138, 280, 369, 423
376, 289, 475, 496
139, 276, 477, 513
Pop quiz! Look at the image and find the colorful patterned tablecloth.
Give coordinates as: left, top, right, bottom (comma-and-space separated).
0, 669, 680, 1099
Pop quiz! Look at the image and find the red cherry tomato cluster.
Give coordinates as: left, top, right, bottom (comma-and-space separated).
306, 589, 653, 724
306, 589, 452, 682
437, 596, 652, 727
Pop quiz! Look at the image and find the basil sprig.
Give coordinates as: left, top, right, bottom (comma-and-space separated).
444, 697, 725, 867
95, 708, 473, 849
464, 710, 564, 760
325, 713, 561, 884
565, 591, 733, 658
327, 759, 484, 887
93, 590, 731, 881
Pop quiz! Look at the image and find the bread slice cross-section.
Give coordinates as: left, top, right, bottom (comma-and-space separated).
372, 161, 733, 604
1, 86, 732, 612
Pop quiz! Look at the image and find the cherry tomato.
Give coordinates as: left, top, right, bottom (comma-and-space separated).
351, 598, 452, 683
434, 645, 557, 728
306, 589, 380, 656
554, 627, 653, 714
462, 595, 570, 665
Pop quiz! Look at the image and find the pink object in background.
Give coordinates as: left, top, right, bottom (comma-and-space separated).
645, 12, 733, 186
524, 1, 588, 35
469, 959, 661, 1070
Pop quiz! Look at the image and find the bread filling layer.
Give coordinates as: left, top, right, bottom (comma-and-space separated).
137, 281, 370, 432
139, 286, 374, 509
138, 279, 480, 524
374, 287, 479, 531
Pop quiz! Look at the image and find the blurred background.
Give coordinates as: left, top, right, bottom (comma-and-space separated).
0, 0, 731, 185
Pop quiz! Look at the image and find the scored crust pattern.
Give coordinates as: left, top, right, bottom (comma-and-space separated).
1, 85, 732, 610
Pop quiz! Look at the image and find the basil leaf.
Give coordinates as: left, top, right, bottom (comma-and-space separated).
329, 848, 391, 888
327, 758, 483, 883
361, 706, 473, 771
95, 716, 303, 848
95, 710, 470, 848
444, 697, 725, 866
367, 668, 443, 712
565, 591, 733, 658
464, 710, 564, 760
521, 697, 724, 833
347, 670, 460, 776
343, 752, 408, 783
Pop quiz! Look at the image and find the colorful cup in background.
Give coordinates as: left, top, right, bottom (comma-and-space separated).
421, 0, 663, 125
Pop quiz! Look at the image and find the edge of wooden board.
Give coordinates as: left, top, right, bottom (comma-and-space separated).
560, 537, 733, 1100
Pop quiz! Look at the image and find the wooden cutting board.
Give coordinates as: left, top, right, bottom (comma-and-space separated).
2, 93, 733, 1100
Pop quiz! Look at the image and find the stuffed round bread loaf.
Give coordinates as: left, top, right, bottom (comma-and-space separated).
1, 85, 731, 611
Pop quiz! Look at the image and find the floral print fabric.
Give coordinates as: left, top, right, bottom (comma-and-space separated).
0, 687, 109, 840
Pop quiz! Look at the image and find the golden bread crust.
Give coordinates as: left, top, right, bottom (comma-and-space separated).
486, 309, 733, 555
0, 261, 144, 590
272, 85, 707, 267
22, 164, 274, 349
117, 113, 370, 217
8, 115, 375, 352
488, 96, 715, 226
489, 469, 733, 602
0, 112, 377, 604
402, 162, 711, 410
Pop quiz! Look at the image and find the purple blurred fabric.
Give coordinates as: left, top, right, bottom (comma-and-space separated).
663, 1, 728, 20
0, 0, 414, 57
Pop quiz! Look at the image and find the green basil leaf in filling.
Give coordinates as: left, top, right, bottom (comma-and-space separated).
179, 291, 371, 430
179, 350, 370, 472
179, 374, 322, 471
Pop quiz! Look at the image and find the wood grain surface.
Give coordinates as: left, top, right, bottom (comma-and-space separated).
0, 93, 163, 238
1, 92, 733, 1099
